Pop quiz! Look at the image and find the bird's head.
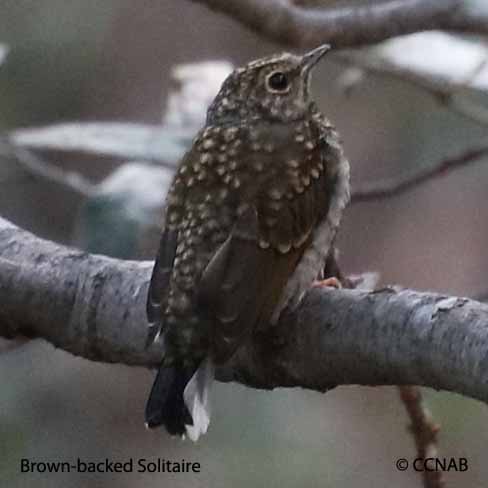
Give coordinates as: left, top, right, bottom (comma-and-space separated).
207, 45, 330, 124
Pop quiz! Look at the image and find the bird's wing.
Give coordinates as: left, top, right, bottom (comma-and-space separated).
197, 205, 306, 362
146, 225, 179, 347
197, 154, 329, 362
272, 118, 350, 319
145, 144, 194, 348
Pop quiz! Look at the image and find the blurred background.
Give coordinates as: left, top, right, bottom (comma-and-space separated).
1, 1, 488, 487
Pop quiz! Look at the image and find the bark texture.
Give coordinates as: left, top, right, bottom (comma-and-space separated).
1, 216, 488, 404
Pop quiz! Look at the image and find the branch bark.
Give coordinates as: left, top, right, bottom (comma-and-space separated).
189, 0, 486, 49
1, 216, 488, 404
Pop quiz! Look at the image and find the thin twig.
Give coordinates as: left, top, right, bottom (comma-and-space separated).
398, 386, 445, 488
330, 260, 445, 488
351, 145, 488, 203
0, 138, 95, 197
4, 137, 487, 205
335, 52, 488, 128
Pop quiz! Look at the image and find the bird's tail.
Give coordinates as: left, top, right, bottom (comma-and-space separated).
145, 358, 214, 441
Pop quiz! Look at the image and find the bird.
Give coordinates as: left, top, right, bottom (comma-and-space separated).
144, 44, 350, 441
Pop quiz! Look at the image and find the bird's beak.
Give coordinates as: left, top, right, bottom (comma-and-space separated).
301, 44, 331, 72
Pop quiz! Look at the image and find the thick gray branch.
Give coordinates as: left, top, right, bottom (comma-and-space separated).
189, 0, 485, 49
1, 216, 488, 404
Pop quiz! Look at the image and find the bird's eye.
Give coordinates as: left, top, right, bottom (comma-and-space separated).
266, 71, 290, 93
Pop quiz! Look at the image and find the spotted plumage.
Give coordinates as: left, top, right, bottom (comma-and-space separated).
145, 45, 350, 440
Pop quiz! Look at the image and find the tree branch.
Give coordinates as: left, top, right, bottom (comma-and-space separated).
1, 216, 488, 404
0, 138, 95, 197
335, 49, 488, 128
189, 0, 485, 49
398, 386, 445, 488
351, 145, 488, 203
9, 123, 184, 168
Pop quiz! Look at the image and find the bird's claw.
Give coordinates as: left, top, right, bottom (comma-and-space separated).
312, 276, 342, 289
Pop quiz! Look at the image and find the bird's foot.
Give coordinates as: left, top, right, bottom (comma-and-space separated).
312, 277, 342, 289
